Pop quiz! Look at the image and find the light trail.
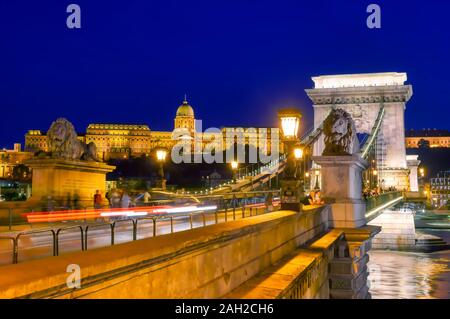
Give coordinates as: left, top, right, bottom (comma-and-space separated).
153, 205, 217, 214
23, 205, 172, 223
22, 204, 222, 223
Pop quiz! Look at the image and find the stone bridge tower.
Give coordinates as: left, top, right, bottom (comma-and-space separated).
305, 72, 413, 190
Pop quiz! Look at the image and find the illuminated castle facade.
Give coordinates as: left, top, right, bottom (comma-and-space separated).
25, 97, 278, 161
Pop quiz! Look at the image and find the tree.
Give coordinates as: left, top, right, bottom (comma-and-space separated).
418, 139, 430, 149
12, 164, 31, 181
0, 153, 10, 163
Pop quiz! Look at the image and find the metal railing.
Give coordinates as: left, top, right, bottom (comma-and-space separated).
360, 105, 385, 159
194, 155, 287, 195
0, 198, 195, 230
0, 190, 280, 265
364, 191, 403, 221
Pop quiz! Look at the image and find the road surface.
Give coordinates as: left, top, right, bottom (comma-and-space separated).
0, 205, 272, 266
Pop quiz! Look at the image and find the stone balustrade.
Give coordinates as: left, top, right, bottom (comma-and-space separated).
0, 207, 329, 299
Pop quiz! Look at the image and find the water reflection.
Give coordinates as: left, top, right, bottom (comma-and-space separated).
368, 250, 450, 299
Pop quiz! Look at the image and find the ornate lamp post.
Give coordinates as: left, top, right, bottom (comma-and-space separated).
155, 147, 167, 190
314, 169, 320, 190
278, 108, 302, 211
294, 145, 303, 163
304, 172, 310, 192
231, 161, 238, 183
372, 169, 378, 188
418, 167, 426, 193
294, 144, 304, 192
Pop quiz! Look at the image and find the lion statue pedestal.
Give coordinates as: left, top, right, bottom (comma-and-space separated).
24, 118, 115, 209
313, 155, 368, 228
313, 109, 368, 228
25, 158, 115, 208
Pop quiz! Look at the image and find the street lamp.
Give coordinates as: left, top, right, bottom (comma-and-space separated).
155, 147, 167, 190
278, 108, 302, 177
314, 169, 320, 190
231, 161, 238, 183
294, 146, 303, 160
278, 108, 302, 211
293, 144, 304, 190
304, 172, 310, 192
418, 167, 426, 193
156, 149, 167, 162
280, 116, 300, 139
372, 169, 378, 187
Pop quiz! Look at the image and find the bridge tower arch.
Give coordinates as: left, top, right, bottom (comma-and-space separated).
305, 72, 413, 190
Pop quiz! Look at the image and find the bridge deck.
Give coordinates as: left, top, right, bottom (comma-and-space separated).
365, 191, 404, 222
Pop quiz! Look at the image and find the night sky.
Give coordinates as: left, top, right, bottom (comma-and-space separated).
1, 1, 449, 148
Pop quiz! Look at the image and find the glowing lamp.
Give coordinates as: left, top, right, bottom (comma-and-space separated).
278, 108, 302, 140
156, 149, 167, 162
231, 161, 238, 170
294, 147, 303, 160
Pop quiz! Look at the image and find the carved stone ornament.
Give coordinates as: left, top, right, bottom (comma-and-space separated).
322, 108, 359, 156
45, 118, 100, 161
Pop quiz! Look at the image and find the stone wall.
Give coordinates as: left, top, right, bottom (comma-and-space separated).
223, 226, 379, 299
225, 229, 345, 299
0, 207, 329, 299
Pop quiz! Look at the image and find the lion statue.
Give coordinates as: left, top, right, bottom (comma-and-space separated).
46, 118, 100, 161
322, 108, 359, 156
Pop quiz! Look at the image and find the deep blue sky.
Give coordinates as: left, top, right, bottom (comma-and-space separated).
1, 0, 449, 148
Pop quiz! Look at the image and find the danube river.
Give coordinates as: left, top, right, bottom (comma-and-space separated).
368, 249, 450, 298
368, 209, 450, 299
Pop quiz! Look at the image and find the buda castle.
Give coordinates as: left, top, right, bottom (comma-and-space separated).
24, 98, 278, 161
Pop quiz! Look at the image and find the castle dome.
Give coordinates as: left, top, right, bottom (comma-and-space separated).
176, 97, 194, 117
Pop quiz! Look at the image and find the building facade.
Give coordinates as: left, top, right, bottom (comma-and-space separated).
430, 170, 450, 208
85, 124, 152, 160
24, 98, 279, 161
25, 130, 48, 153
0, 144, 34, 178
405, 129, 450, 148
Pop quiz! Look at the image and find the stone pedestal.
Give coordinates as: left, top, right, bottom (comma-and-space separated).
329, 226, 381, 299
25, 158, 115, 208
368, 210, 416, 250
280, 179, 303, 212
313, 155, 368, 228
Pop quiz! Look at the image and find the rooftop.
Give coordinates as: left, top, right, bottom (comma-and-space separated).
311, 72, 407, 89
406, 129, 450, 138
87, 124, 150, 130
